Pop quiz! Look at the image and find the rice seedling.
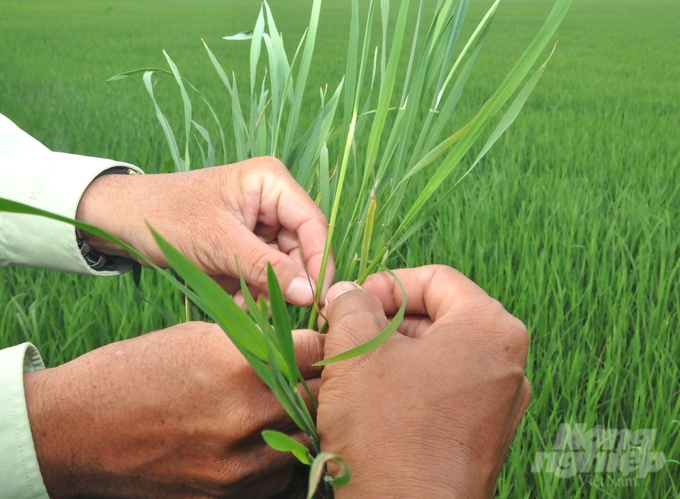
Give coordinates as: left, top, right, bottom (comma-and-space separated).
1, 0, 572, 495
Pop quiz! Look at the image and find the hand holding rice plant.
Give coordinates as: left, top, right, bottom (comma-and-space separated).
75, 156, 334, 306
0, 0, 571, 496
109, 0, 571, 494
22, 321, 325, 499
317, 266, 531, 498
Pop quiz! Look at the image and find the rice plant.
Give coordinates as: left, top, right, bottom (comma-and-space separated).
1, 0, 572, 495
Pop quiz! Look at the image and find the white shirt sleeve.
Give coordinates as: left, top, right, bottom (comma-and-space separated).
0, 114, 146, 497
0, 343, 49, 499
0, 113, 143, 276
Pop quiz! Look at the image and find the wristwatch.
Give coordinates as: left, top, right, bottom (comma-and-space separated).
76, 167, 140, 270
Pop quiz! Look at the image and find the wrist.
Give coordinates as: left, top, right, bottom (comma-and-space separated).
332, 454, 462, 499
24, 367, 86, 499
76, 171, 139, 258
325, 421, 487, 499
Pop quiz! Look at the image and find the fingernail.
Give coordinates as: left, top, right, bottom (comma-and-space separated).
325, 281, 362, 305
286, 277, 315, 305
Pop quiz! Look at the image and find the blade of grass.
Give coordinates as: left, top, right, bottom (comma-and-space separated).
307, 110, 357, 329
142, 71, 184, 172
362, 0, 409, 185
267, 264, 297, 381
110, 66, 228, 166
435, 0, 500, 110
223, 31, 254, 41
307, 452, 351, 499
271, 28, 308, 157
392, 0, 572, 245
150, 228, 271, 359
358, 191, 377, 278
380, 0, 389, 79
163, 50, 192, 171
467, 45, 558, 179
250, 7, 265, 98
319, 142, 330, 217
262, 430, 312, 465
203, 41, 249, 161
337, 0, 409, 274
407, 0, 470, 170
281, 0, 322, 160
191, 120, 215, 167
342, 0, 360, 141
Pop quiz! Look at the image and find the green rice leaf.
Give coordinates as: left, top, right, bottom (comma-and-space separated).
223, 30, 254, 41
149, 228, 269, 359
195, 134, 207, 167
203, 40, 249, 161
399, 0, 425, 104
238, 272, 275, 340
435, 0, 500, 110
319, 142, 330, 217
342, 0, 360, 137
271, 370, 317, 437
308, 110, 357, 328
393, 0, 572, 245
419, 18, 489, 158
380, 0, 389, 78
281, 0, 322, 160
107, 67, 172, 81
272, 28, 308, 157
142, 71, 184, 172
351, 0, 376, 115
250, 8, 265, 97
455, 44, 557, 186
267, 264, 297, 382
430, 0, 470, 111
112, 65, 227, 165
262, 430, 312, 465
363, 0, 409, 179
191, 120, 215, 167
307, 452, 351, 498
402, 121, 471, 181
358, 192, 377, 278
163, 50, 192, 171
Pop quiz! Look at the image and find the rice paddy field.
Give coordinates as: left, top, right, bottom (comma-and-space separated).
1, 0, 679, 497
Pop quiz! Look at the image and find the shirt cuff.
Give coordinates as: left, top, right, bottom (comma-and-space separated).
0, 151, 143, 276
0, 343, 50, 499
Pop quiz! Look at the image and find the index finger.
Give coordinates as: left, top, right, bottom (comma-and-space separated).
360, 265, 490, 322
268, 166, 336, 296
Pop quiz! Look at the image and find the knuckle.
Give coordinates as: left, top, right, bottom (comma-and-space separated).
330, 308, 388, 344
260, 155, 287, 174
330, 291, 384, 323
294, 330, 324, 365
252, 259, 270, 286
472, 298, 529, 369
429, 263, 456, 274
502, 315, 530, 364
428, 263, 467, 282
249, 249, 284, 286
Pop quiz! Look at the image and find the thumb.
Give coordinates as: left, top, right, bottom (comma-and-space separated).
234, 226, 315, 306
323, 282, 389, 359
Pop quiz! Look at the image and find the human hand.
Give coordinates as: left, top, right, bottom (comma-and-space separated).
76, 157, 334, 305
24, 322, 324, 499
316, 265, 531, 498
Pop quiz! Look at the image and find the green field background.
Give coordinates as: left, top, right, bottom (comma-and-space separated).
1, 0, 678, 497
